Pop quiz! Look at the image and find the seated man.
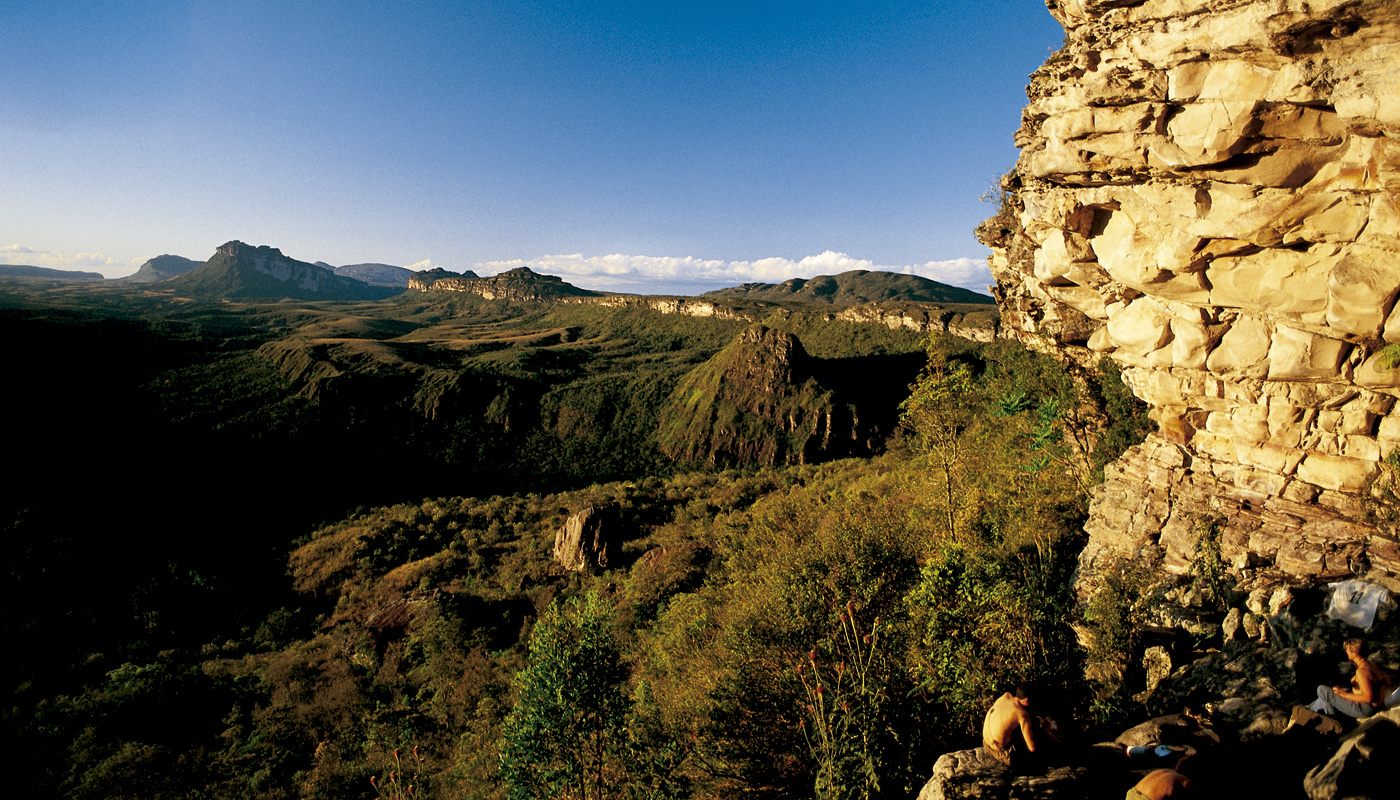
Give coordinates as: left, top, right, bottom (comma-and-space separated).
1127, 768, 1192, 799
1310, 638, 1393, 719
982, 683, 1059, 770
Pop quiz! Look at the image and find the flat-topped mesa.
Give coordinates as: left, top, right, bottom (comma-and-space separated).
985, 0, 1400, 597
407, 267, 479, 290
216, 240, 273, 258
408, 265, 600, 302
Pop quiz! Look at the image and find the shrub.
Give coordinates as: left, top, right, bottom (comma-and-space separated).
500, 592, 631, 800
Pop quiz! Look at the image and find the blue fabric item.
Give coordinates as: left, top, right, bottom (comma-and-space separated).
1315, 684, 1376, 719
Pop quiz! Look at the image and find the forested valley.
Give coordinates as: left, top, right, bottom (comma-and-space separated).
1, 280, 1149, 799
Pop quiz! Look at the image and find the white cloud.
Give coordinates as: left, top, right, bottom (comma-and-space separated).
1, 244, 141, 278
474, 251, 993, 296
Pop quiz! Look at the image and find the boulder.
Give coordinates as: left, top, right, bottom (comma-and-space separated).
914, 746, 1116, 800
552, 505, 622, 572
1304, 708, 1400, 800
1114, 714, 1220, 752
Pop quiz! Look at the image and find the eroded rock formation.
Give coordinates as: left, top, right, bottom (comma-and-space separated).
656, 325, 864, 466
983, 0, 1400, 596
553, 505, 623, 572
409, 266, 599, 301
1304, 708, 1400, 800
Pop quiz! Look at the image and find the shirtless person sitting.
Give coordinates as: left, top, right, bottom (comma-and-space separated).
1311, 638, 1393, 719
982, 683, 1059, 770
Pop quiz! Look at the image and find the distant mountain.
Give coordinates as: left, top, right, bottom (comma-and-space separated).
409, 266, 598, 302
162, 241, 403, 301
120, 254, 203, 283
0, 264, 104, 280
329, 263, 415, 288
702, 269, 993, 305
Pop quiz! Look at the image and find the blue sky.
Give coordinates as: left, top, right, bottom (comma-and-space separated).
1, 1, 1062, 294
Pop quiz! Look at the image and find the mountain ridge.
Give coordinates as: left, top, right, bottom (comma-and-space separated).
409, 265, 598, 302
0, 264, 104, 281
702, 269, 992, 305
162, 241, 402, 301
120, 254, 202, 284
316, 262, 416, 287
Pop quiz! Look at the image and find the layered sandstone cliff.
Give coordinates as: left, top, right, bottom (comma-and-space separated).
409, 266, 599, 301
982, 0, 1400, 594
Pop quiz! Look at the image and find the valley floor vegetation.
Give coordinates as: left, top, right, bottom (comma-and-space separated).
1, 282, 1149, 799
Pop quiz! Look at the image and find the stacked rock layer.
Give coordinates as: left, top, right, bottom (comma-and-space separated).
981, 0, 1400, 594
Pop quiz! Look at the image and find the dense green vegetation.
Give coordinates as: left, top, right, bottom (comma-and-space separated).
1, 282, 1150, 799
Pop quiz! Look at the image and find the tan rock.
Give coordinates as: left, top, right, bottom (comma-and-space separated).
1205, 316, 1272, 379
1267, 326, 1351, 381
987, 0, 1400, 598
1355, 352, 1400, 390
1107, 297, 1174, 358
1045, 284, 1111, 320
1207, 248, 1330, 320
1160, 99, 1259, 167
1295, 452, 1379, 493
1170, 308, 1215, 369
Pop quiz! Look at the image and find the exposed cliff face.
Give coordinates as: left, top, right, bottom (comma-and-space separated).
330, 262, 414, 288
985, 0, 1400, 595
409, 266, 598, 301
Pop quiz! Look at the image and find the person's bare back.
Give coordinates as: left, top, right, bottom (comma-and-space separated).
1127, 768, 1192, 799
983, 691, 1037, 753
981, 685, 1056, 769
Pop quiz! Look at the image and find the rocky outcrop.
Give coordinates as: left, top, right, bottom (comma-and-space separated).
405, 266, 479, 289
985, 0, 1400, 597
656, 325, 871, 466
409, 266, 598, 301
412, 266, 1007, 344
1305, 708, 1400, 800
574, 293, 758, 321
834, 303, 1002, 341
553, 505, 622, 572
915, 747, 1103, 800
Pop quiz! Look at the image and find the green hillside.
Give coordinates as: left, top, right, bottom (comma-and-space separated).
0, 264, 104, 280
0, 279, 1162, 800
703, 269, 994, 305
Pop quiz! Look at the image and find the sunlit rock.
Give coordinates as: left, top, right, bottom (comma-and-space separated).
985, 0, 1400, 598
